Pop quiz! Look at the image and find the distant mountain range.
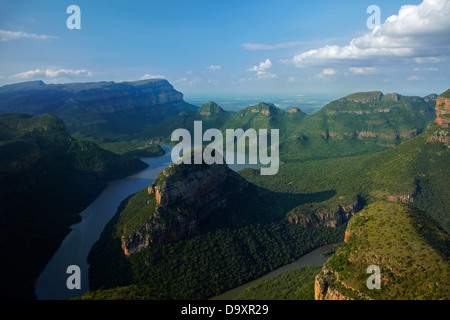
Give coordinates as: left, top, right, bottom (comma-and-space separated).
0, 79, 448, 300
0, 79, 196, 141
83, 89, 450, 300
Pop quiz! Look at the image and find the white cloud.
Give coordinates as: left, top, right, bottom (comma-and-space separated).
315, 68, 338, 80
242, 41, 305, 50
141, 74, 165, 80
348, 67, 379, 74
10, 68, 93, 80
206, 65, 221, 71
0, 29, 56, 41
189, 77, 202, 85
287, 0, 450, 67
175, 77, 188, 83
414, 57, 445, 64
247, 59, 273, 72
407, 74, 426, 81
413, 67, 438, 71
247, 59, 276, 79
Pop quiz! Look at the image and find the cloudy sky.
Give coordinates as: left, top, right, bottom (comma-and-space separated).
0, 0, 449, 98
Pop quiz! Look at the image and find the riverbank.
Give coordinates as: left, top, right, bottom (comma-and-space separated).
210, 243, 339, 300
35, 146, 173, 300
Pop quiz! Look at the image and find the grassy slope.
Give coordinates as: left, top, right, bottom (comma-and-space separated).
323, 201, 449, 300
84, 102, 449, 300
240, 121, 450, 232
235, 265, 322, 300
0, 113, 148, 299
86, 179, 345, 299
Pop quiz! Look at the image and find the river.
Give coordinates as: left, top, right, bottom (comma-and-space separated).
34, 146, 315, 300
35, 146, 174, 300
210, 243, 337, 300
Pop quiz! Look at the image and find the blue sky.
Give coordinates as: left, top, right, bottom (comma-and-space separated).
0, 0, 449, 99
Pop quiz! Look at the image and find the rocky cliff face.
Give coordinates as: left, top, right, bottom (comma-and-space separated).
0, 79, 196, 138
288, 197, 362, 228
427, 90, 450, 147
434, 95, 450, 127
121, 160, 249, 255
314, 202, 450, 300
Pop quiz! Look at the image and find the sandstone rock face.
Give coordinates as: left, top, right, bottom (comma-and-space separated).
435, 96, 450, 127
428, 91, 450, 147
121, 161, 249, 255
288, 198, 362, 228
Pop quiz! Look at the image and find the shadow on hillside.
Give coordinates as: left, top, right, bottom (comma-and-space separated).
203, 183, 336, 230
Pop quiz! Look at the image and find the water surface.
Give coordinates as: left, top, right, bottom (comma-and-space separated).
35, 146, 173, 300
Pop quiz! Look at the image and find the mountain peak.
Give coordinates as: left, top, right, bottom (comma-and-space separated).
315, 201, 450, 300
121, 159, 248, 254
343, 91, 383, 103
197, 101, 226, 115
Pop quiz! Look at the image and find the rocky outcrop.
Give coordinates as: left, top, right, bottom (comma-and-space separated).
314, 202, 450, 300
287, 197, 362, 228
343, 91, 383, 104
434, 95, 450, 127
121, 160, 249, 255
315, 272, 353, 300
427, 90, 450, 147
427, 129, 449, 147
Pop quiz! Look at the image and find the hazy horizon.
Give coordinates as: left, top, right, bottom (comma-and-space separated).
1, 0, 449, 96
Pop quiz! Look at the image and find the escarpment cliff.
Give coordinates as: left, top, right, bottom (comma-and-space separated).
434, 91, 450, 127
121, 159, 249, 255
428, 90, 450, 147
287, 196, 362, 228
314, 202, 450, 300
0, 79, 196, 139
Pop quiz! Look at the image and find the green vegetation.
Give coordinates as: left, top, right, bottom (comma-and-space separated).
236, 266, 322, 300
0, 113, 149, 299
86, 181, 345, 300
143, 92, 436, 163
86, 90, 450, 300
75, 285, 175, 300
0, 79, 197, 142
322, 201, 449, 300
439, 89, 450, 99
1, 87, 448, 300
240, 120, 450, 232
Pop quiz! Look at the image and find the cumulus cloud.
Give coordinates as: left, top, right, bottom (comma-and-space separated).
246, 59, 277, 79
315, 68, 338, 80
141, 74, 165, 80
10, 68, 93, 79
247, 59, 272, 72
206, 65, 221, 71
0, 29, 56, 41
287, 0, 450, 67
